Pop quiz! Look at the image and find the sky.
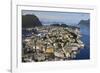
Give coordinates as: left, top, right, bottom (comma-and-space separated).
22, 10, 90, 25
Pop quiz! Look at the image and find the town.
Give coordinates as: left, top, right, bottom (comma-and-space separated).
22, 26, 84, 62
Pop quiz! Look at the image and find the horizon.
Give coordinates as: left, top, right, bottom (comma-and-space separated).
22, 10, 90, 25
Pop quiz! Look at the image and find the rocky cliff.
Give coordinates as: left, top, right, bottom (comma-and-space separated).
22, 14, 42, 28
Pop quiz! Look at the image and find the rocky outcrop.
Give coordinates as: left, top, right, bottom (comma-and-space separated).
22, 14, 42, 28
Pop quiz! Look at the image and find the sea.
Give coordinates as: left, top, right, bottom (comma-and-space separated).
75, 24, 90, 60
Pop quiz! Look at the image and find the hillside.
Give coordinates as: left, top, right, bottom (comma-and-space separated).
22, 14, 42, 28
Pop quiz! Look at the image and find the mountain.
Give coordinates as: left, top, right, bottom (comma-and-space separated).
78, 19, 90, 27
78, 19, 90, 35
22, 14, 42, 28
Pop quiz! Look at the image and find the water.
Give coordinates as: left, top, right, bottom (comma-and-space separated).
75, 24, 90, 59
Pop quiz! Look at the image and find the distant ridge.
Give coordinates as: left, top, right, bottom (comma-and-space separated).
78, 19, 90, 27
